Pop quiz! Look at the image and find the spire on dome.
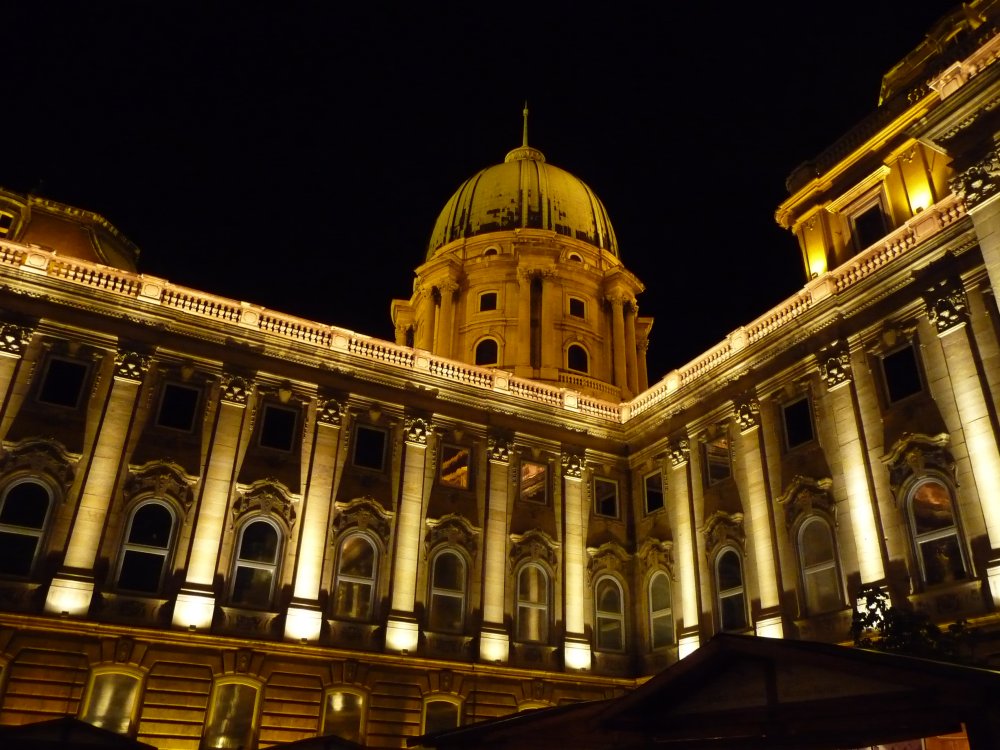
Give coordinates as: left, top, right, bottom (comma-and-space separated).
505, 103, 545, 163
522, 101, 529, 147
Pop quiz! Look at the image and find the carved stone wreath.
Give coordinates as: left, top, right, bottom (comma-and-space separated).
701, 511, 745, 557
124, 461, 195, 513
0, 438, 75, 492
776, 475, 834, 530
509, 529, 559, 572
232, 480, 297, 529
586, 541, 631, 582
425, 513, 480, 558
332, 496, 393, 547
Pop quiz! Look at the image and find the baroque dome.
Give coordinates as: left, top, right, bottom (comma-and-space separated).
427, 139, 619, 260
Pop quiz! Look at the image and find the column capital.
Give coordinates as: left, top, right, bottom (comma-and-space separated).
668, 438, 690, 468
923, 278, 969, 336
733, 391, 760, 433
561, 449, 584, 479
604, 291, 632, 307
0, 321, 33, 358
817, 340, 852, 391
437, 279, 460, 295
114, 350, 150, 383
220, 373, 252, 405
404, 415, 431, 445
317, 396, 345, 426
487, 434, 513, 463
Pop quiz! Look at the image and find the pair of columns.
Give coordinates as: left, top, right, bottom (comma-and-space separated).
414, 281, 459, 358
608, 293, 642, 397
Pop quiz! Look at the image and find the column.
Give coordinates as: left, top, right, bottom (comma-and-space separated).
172, 373, 252, 630
46, 350, 148, 616
733, 392, 783, 638
818, 342, 887, 586
669, 438, 701, 658
437, 280, 458, 360
637, 336, 650, 392
0, 322, 32, 437
925, 279, 1000, 603
415, 285, 436, 351
480, 435, 512, 663
515, 269, 533, 375
608, 294, 628, 396
284, 397, 345, 642
561, 450, 590, 670
624, 301, 639, 396
538, 272, 558, 378
385, 416, 430, 653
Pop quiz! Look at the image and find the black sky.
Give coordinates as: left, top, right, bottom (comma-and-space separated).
4, 2, 959, 383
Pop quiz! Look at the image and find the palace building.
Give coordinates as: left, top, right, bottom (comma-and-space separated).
1, 2, 1000, 748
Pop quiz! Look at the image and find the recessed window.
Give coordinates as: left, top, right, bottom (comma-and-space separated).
798, 517, 842, 614
479, 292, 498, 312
333, 533, 377, 621
37, 357, 88, 408
594, 576, 625, 651
568, 252, 582, 262
353, 425, 387, 471
851, 202, 888, 251
475, 338, 499, 366
423, 698, 461, 735
594, 477, 619, 518
703, 435, 731, 486
568, 298, 585, 318
881, 343, 923, 404
323, 690, 365, 742
716, 548, 747, 632
428, 550, 466, 633
231, 519, 281, 609
0, 479, 52, 577
644, 471, 664, 513
907, 477, 967, 586
117, 501, 175, 594
439, 444, 470, 489
203, 681, 259, 750
0, 211, 14, 237
782, 396, 814, 450
649, 572, 673, 648
516, 563, 549, 643
156, 383, 200, 432
258, 404, 298, 452
519, 460, 547, 504
483, 247, 499, 257
567, 344, 588, 373
80, 672, 141, 735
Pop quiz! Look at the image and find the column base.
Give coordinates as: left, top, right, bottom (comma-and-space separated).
563, 636, 591, 672
479, 627, 509, 664
285, 603, 324, 643
172, 589, 216, 631
45, 573, 94, 616
385, 615, 420, 655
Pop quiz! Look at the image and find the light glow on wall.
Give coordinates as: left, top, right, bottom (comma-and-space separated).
755, 614, 783, 639
385, 617, 419, 653
479, 629, 509, 663
563, 638, 591, 671
284, 605, 323, 643
172, 591, 216, 630
44, 576, 93, 616
678, 633, 700, 659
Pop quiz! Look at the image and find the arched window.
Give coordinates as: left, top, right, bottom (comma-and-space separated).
907, 477, 967, 586
322, 689, 366, 742
0, 479, 53, 577
79, 670, 141, 735
716, 548, 747, 632
567, 344, 588, 373
648, 571, 673, 648
230, 519, 281, 609
423, 697, 461, 735
475, 338, 499, 366
798, 517, 842, 613
516, 563, 549, 643
333, 533, 378, 621
117, 500, 176, 594
428, 549, 466, 633
594, 576, 625, 651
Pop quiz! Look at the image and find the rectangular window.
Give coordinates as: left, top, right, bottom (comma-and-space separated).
353, 425, 387, 470
479, 291, 498, 311
569, 297, 585, 318
156, 382, 200, 432
439, 444, 471, 489
258, 404, 298, 451
0, 211, 14, 237
782, 395, 814, 449
519, 460, 547, 504
704, 435, 731, 486
37, 357, 88, 408
594, 477, 619, 518
851, 202, 888, 251
644, 471, 664, 513
881, 343, 923, 404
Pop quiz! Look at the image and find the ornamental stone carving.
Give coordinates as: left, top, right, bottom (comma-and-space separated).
332, 497, 393, 546
114, 350, 150, 382
0, 438, 75, 492
509, 529, 560, 572
883, 433, 954, 497
425, 513, 480, 558
487, 435, 513, 464
776, 475, 834, 530
404, 416, 430, 445
561, 450, 584, 479
317, 396, 345, 426
0, 322, 32, 358
220, 374, 251, 405
636, 538, 674, 575
586, 542, 631, 582
924, 279, 968, 336
701, 511, 745, 557
817, 341, 851, 391
733, 392, 760, 433
950, 148, 1000, 209
124, 461, 195, 513
668, 439, 690, 468
232, 480, 297, 529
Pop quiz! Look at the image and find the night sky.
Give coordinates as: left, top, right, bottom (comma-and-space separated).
5, 2, 959, 384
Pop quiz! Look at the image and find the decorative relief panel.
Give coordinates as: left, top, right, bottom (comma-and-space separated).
0, 322, 33, 358
425, 513, 480, 558
487, 435, 513, 464
561, 450, 584, 479
950, 148, 1000, 209
733, 392, 760, 433
124, 461, 195, 513
586, 542, 632, 583
636, 537, 675, 576
701, 511, 745, 557
404, 416, 431, 445
332, 496, 393, 547
776, 475, 834, 529
923, 278, 969, 336
883, 433, 954, 498
114, 350, 150, 382
232, 480, 297, 529
818, 340, 852, 391
317, 396, 345, 426
509, 529, 560, 572
220, 373, 252, 405
0, 438, 75, 492
668, 439, 690, 468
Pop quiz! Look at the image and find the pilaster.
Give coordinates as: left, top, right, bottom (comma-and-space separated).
480, 434, 512, 663
560, 449, 590, 670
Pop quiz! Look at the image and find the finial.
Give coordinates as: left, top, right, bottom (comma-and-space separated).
522, 101, 529, 147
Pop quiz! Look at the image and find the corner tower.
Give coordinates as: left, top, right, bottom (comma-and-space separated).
392, 110, 652, 400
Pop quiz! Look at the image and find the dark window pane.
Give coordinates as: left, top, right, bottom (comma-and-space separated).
721, 592, 747, 631
429, 593, 464, 633
918, 535, 967, 585
718, 550, 742, 590
645, 473, 664, 513
853, 204, 887, 249
260, 405, 297, 451
232, 565, 274, 607
118, 549, 166, 593
567, 345, 588, 373
0, 482, 50, 528
594, 478, 618, 517
424, 701, 459, 735
911, 481, 956, 534
569, 298, 585, 318
238, 522, 278, 563
157, 383, 200, 431
0, 531, 38, 576
439, 445, 470, 489
519, 461, 547, 503
705, 437, 731, 485
475, 339, 498, 366
339, 536, 375, 577
479, 292, 497, 311
38, 358, 87, 408
783, 397, 814, 449
353, 426, 386, 470
128, 504, 172, 547
433, 553, 464, 591
883, 345, 922, 403
323, 692, 363, 741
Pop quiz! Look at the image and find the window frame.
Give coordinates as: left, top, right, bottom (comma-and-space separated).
593, 575, 626, 652
643, 470, 664, 514
422, 695, 463, 735
0, 210, 14, 237
79, 667, 143, 736
568, 297, 586, 318
593, 476, 619, 519
648, 571, 673, 649
848, 194, 890, 252
703, 435, 732, 487
0, 477, 54, 578
36, 355, 90, 409
715, 546, 748, 632
905, 475, 969, 587
566, 343, 589, 374
427, 548, 468, 634
781, 394, 815, 451
229, 516, 283, 609
796, 516, 844, 615
116, 498, 177, 595
257, 402, 300, 452
321, 687, 367, 742
352, 424, 388, 472
879, 341, 925, 406
438, 443, 471, 490
515, 562, 550, 644
154, 382, 202, 433
332, 532, 379, 622
478, 291, 498, 312
474, 337, 500, 366
202, 678, 261, 750
518, 459, 548, 505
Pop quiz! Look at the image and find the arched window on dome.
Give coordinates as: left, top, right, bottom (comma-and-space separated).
567, 344, 588, 373
0, 478, 54, 577
567, 252, 583, 262
475, 338, 499, 367
483, 246, 499, 258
